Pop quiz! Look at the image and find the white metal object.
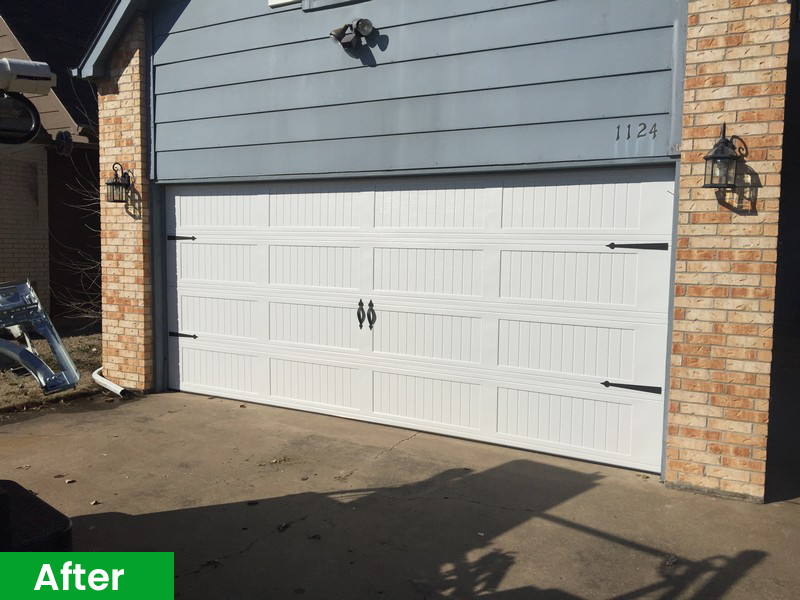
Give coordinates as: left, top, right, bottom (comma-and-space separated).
166, 168, 675, 471
0, 280, 79, 394
92, 367, 131, 398
0, 59, 56, 95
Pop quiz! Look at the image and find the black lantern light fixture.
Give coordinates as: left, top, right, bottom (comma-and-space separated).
703, 124, 747, 190
105, 162, 133, 203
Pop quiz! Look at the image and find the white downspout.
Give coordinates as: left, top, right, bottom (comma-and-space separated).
91, 367, 132, 399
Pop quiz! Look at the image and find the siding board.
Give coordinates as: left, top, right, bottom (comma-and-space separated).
156, 71, 671, 152
155, 29, 672, 122
157, 114, 672, 181
151, 0, 681, 181
154, 5, 674, 93
153, 0, 674, 68
155, 0, 548, 38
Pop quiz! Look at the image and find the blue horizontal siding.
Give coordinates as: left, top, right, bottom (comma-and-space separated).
151, 0, 682, 182
153, 0, 673, 68
154, 0, 544, 37
155, 29, 672, 124
157, 114, 674, 180
156, 71, 672, 152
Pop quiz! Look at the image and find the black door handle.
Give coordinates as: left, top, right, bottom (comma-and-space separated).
367, 301, 377, 330
357, 300, 366, 330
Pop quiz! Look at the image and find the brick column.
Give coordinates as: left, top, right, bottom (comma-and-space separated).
96, 13, 153, 392
666, 0, 791, 501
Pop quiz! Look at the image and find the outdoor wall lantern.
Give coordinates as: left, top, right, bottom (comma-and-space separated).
703, 124, 747, 189
106, 162, 133, 203
330, 18, 374, 50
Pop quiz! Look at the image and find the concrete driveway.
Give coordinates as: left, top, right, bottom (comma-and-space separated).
2, 393, 798, 599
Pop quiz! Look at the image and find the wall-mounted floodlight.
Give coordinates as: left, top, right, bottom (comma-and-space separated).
330, 18, 374, 50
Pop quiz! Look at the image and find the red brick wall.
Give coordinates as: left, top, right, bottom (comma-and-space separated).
666, 0, 791, 501
96, 13, 153, 391
0, 146, 50, 309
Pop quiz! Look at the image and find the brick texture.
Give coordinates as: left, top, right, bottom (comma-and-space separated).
96, 13, 153, 392
0, 146, 50, 309
667, 0, 791, 501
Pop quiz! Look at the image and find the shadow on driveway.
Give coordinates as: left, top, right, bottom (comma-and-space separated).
72, 460, 765, 599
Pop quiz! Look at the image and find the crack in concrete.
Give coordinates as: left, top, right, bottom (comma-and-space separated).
373, 431, 419, 461
334, 470, 355, 483
333, 432, 422, 491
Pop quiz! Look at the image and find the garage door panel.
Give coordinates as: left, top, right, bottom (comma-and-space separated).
498, 319, 634, 380
374, 184, 493, 230
501, 182, 637, 231
500, 249, 636, 306
497, 318, 665, 385
496, 387, 633, 456
269, 357, 360, 411
500, 178, 673, 235
269, 300, 360, 351
269, 187, 366, 230
270, 244, 359, 290
170, 188, 268, 231
499, 246, 669, 313
373, 247, 484, 297
178, 345, 264, 397
373, 370, 481, 430
494, 383, 663, 467
178, 293, 262, 340
372, 307, 483, 365
169, 184, 372, 232
176, 241, 262, 285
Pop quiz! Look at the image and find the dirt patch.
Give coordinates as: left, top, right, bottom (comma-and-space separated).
0, 332, 105, 412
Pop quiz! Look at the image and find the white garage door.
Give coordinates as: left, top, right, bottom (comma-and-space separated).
166, 167, 675, 471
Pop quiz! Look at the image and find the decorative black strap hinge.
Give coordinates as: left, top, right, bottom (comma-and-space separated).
169, 332, 198, 339
168, 235, 197, 241
601, 380, 662, 394
606, 243, 669, 251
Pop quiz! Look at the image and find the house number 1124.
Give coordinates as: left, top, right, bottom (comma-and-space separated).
616, 122, 658, 141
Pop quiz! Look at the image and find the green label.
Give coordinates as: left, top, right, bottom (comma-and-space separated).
0, 553, 173, 598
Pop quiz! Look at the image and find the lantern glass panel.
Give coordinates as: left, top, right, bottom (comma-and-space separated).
704, 157, 737, 189
725, 159, 738, 187
106, 180, 124, 202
